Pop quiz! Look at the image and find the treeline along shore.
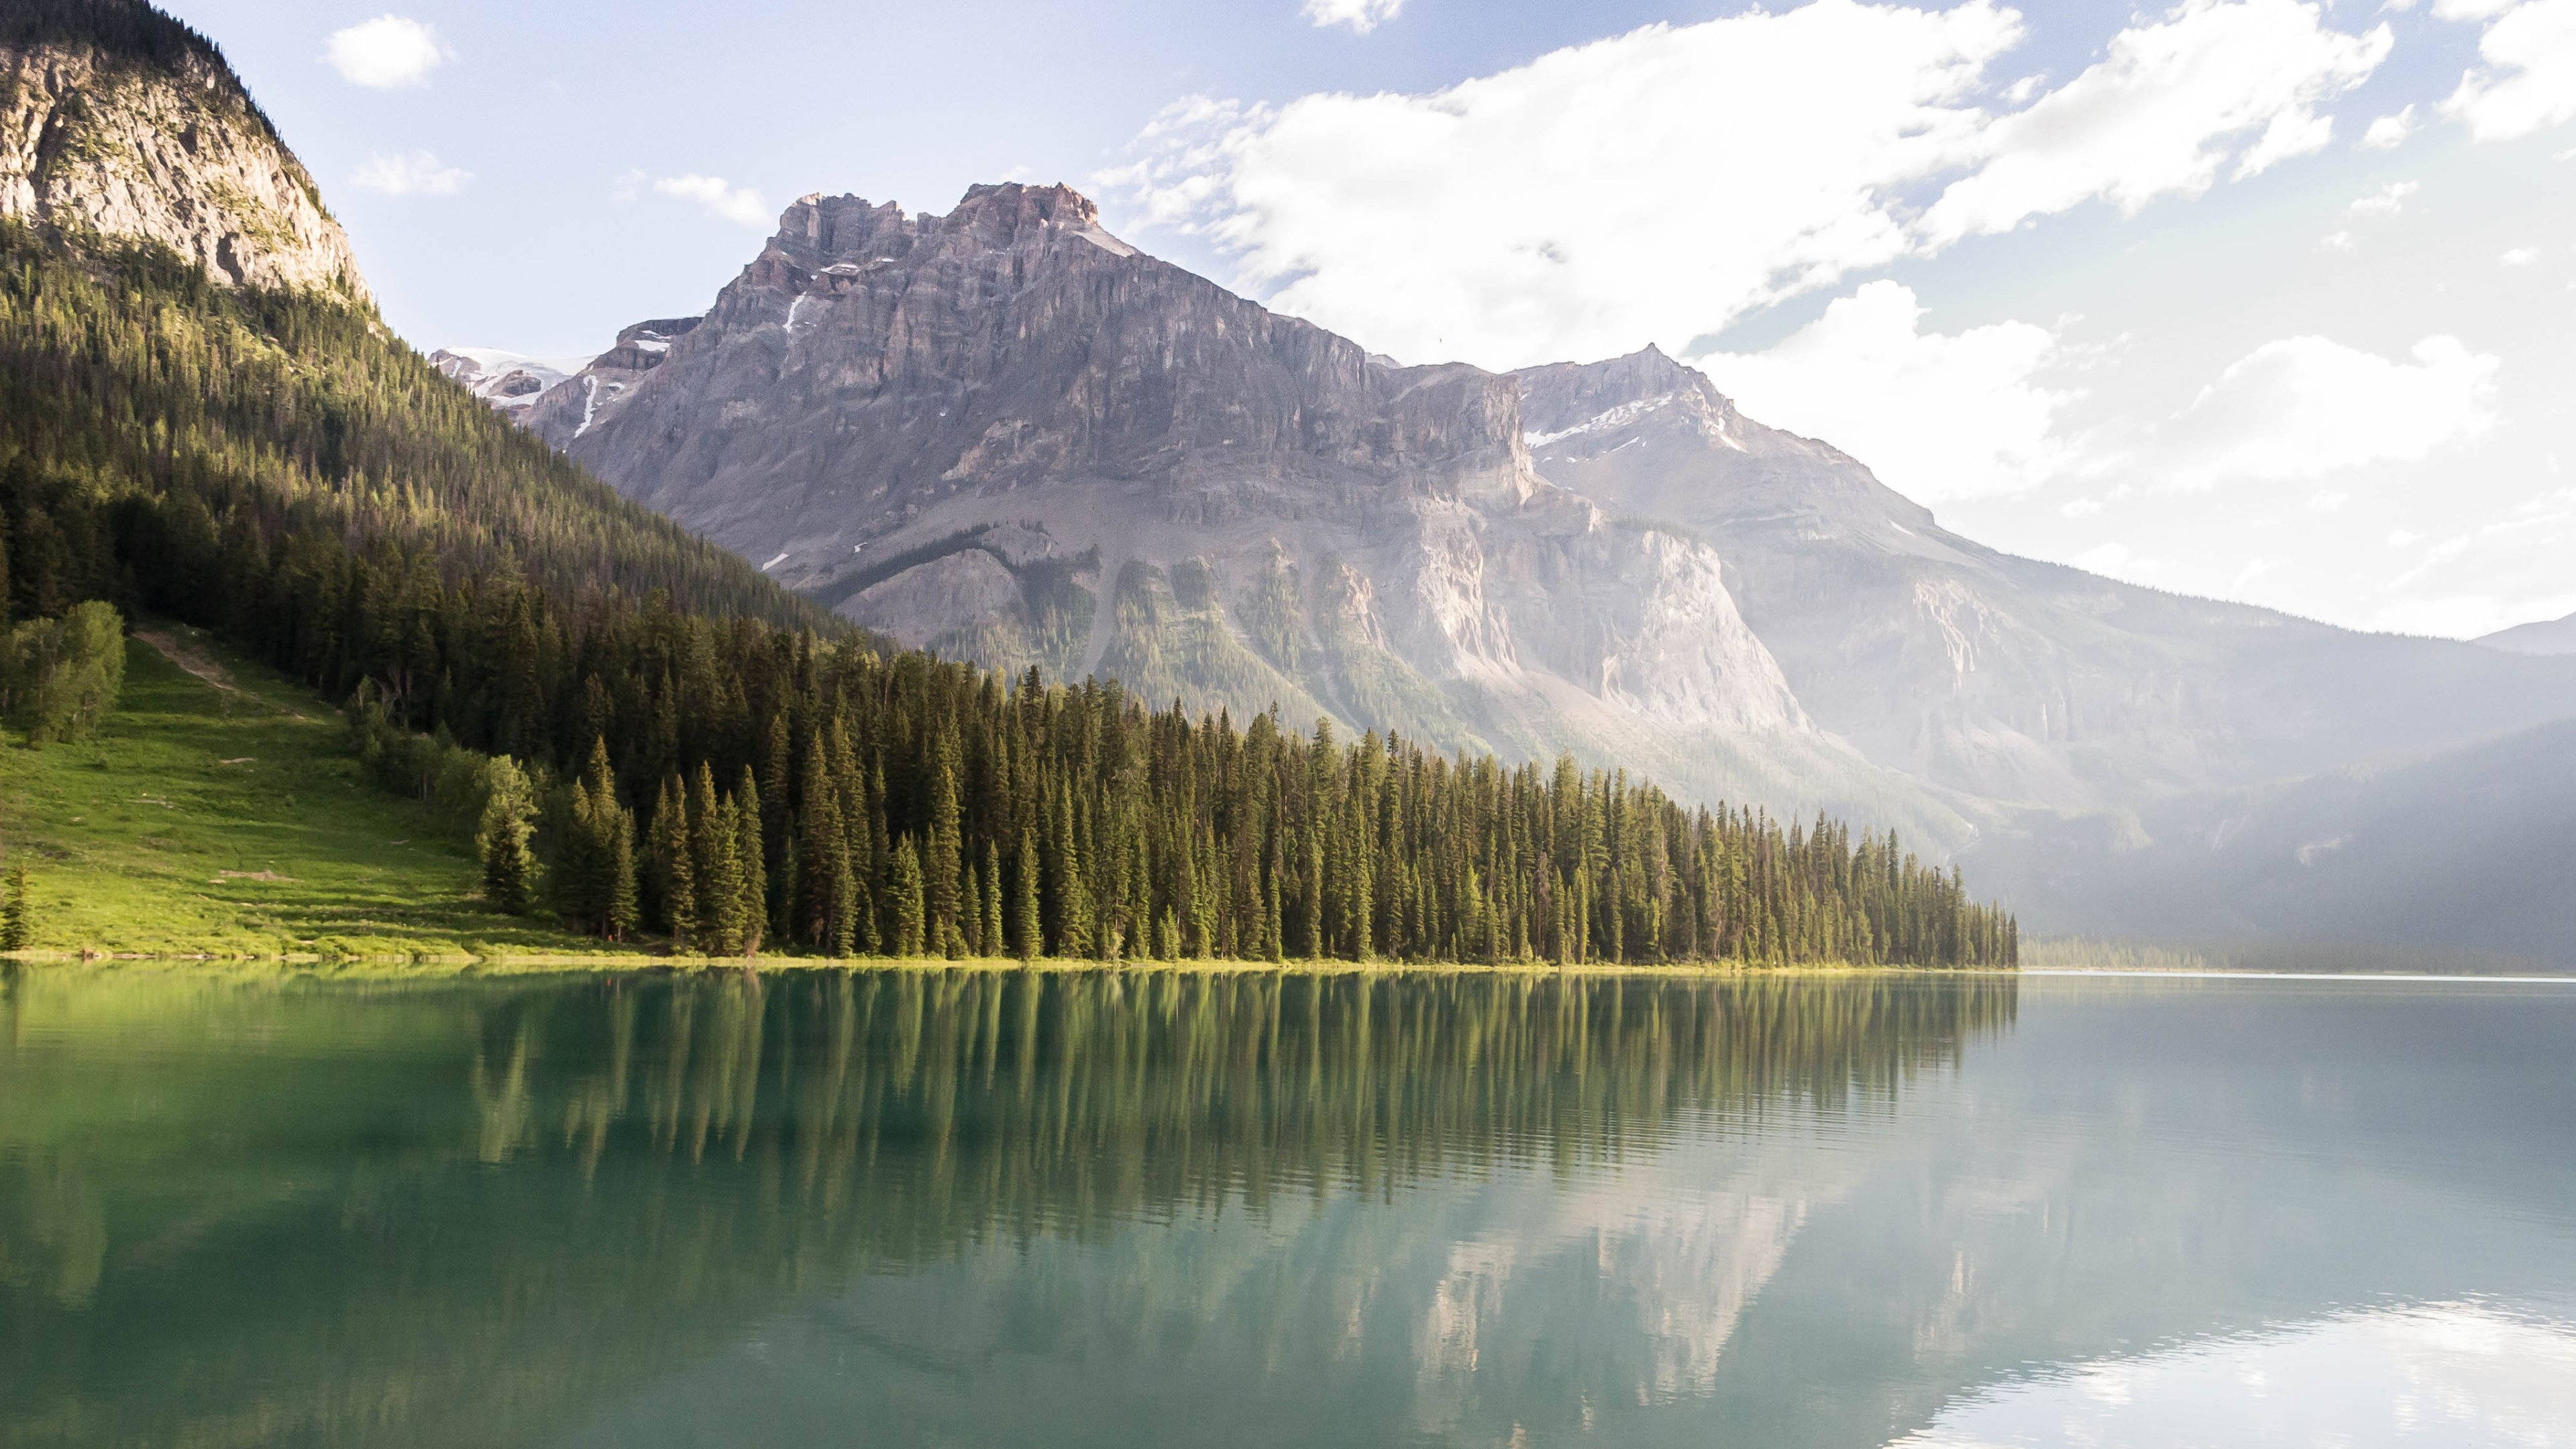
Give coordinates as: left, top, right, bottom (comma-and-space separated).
0, 213, 2015, 967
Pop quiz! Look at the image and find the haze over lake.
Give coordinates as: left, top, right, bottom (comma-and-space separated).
5, 966, 2571, 1447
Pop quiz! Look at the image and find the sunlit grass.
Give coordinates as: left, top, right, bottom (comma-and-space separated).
0, 627, 624, 961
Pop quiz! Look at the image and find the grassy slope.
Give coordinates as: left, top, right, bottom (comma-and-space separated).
0, 626, 628, 960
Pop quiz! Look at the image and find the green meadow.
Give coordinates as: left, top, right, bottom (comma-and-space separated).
0, 626, 621, 962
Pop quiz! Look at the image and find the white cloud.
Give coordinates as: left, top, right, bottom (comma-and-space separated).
1108, 1, 2020, 368
2153, 335, 2500, 488
1917, 0, 2389, 243
1700, 281, 2076, 500
1110, 0, 2392, 370
352, 150, 470, 196
2360, 104, 2417, 148
2432, 0, 2520, 19
652, 174, 772, 227
323, 15, 448, 89
2347, 179, 2419, 215
2074, 541, 2165, 583
2320, 228, 2357, 250
1301, 0, 1404, 34
2502, 245, 2541, 264
2446, 0, 2576, 140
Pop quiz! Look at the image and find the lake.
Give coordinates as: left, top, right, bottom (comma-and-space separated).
3, 966, 2572, 1447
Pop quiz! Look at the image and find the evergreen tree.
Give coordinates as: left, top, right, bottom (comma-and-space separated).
797, 759, 851, 953
890, 836, 928, 959
606, 805, 638, 943
928, 751, 963, 958
1013, 829, 1041, 963
959, 857, 985, 957
981, 842, 1006, 963
0, 858, 28, 951
649, 773, 696, 950
735, 765, 766, 957
476, 758, 539, 915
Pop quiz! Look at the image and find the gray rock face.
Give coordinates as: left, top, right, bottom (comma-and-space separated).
0, 36, 366, 299
522, 180, 2576, 865
1516, 346, 2576, 812
531, 184, 1935, 832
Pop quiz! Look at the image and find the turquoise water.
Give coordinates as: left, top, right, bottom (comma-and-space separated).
3, 967, 2571, 1446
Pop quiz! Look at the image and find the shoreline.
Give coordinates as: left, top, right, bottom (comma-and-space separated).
7, 953, 2570, 983
0, 951, 2018, 979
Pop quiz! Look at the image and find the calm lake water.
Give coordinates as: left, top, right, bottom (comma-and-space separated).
3, 966, 2573, 1448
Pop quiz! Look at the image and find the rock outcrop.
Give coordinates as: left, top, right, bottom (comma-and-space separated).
0, 3, 367, 299
525, 183, 1935, 831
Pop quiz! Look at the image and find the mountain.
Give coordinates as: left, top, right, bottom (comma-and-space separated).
1972, 714, 2576, 966
523, 183, 1957, 837
0, 0, 366, 299
0, 1, 824, 659
516, 182, 2576, 847
427, 347, 592, 423
2478, 609, 2576, 657
1515, 345, 2576, 814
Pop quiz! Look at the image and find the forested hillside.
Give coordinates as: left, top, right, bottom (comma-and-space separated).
0, 221, 2012, 965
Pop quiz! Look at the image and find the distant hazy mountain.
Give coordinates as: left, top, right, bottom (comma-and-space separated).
1513, 345, 2576, 813
2478, 610, 2576, 657
1973, 715, 2576, 966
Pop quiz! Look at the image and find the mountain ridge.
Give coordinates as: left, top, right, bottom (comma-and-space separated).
2478, 608, 2576, 657
0, 0, 366, 300
515, 181, 1957, 839
496, 180, 2576, 847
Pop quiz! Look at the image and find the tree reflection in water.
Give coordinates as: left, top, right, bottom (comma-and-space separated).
0, 965, 2014, 1448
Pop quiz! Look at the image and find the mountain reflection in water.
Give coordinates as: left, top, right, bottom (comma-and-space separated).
4, 968, 2572, 1448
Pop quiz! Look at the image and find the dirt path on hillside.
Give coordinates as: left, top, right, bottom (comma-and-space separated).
134, 629, 308, 720
135, 629, 238, 694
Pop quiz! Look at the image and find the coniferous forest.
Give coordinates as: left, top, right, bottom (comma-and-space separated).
0, 223, 2016, 967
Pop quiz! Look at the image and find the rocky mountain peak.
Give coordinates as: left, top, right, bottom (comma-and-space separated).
0, 0, 368, 299
1513, 343, 1733, 447
768, 182, 1133, 278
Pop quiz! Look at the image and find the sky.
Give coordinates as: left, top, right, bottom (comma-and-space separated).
162, 0, 2576, 640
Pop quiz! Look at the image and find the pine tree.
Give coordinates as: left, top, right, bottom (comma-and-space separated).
477, 758, 539, 915
1013, 828, 1041, 963
0, 859, 29, 952
606, 804, 638, 941
735, 765, 765, 957
761, 710, 793, 939
928, 751, 963, 957
649, 773, 696, 950
959, 857, 985, 957
690, 763, 745, 955
981, 841, 1006, 963
552, 736, 633, 936
797, 759, 850, 951
890, 836, 928, 959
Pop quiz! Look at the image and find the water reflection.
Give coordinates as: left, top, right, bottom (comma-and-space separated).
1898, 1304, 2576, 1448
3, 968, 2573, 1448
